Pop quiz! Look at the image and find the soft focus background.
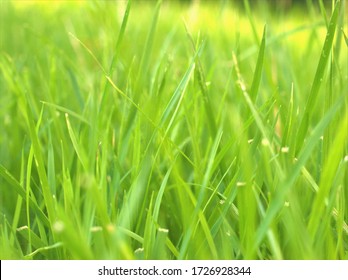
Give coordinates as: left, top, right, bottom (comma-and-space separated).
0, 0, 347, 260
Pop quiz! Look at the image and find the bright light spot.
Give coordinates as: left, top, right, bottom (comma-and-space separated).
281, 147, 289, 153
53, 221, 65, 233
262, 138, 270, 146
134, 248, 144, 254
344, 155, 348, 162
90, 226, 102, 233
219, 200, 225, 205
284, 201, 290, 207
158, 228, 169, 233
237, 182, 246, 187
248, 139, 254, 144
106, 224, 115, 233
17, 226, 28, 231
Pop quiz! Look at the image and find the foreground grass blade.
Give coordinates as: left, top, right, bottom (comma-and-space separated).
250, 25, 266, 101
254, 98, 343, 252
24, 103, 56, 227
185, 29, 217, 136
308, 111, 348, 238
41, 101, 89, 124
0, 165, 50, 227
53, 209, 94, 259
179, 130, 223, 259
111, 0, 131, 71
296, 0, 342, 152
343, 30, 348, 46
65, 113, 88, 171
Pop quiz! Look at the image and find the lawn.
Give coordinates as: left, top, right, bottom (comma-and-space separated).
0, 0, 347, 260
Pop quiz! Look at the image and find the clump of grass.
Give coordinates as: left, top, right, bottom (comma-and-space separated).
0, 0, 347, 260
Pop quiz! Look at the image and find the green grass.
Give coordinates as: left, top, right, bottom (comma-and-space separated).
0, 0, 347, 260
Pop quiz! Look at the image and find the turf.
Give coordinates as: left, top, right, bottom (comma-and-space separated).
0, 0, 347, 260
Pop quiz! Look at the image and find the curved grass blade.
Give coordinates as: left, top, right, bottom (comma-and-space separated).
41, 101, 89, 125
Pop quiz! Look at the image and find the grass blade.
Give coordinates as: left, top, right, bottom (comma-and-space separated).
253, 98, 343, 252
308, 111, 348, 237
24, 103, 56, 226
296, 0, 342, 152
65, 113, 88, 171
250, 25, 266, 101
0, 165, 50, 227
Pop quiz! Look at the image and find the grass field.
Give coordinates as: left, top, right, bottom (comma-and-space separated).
0, 0, 347, 260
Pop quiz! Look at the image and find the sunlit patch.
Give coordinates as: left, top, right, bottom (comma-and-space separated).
261, 138, 270, 146
90, 226, 103, 233
344, 155, 348, 162
17, 225, 29, 231
281, 147, 289, 153
53, 220, 65, 233
237, 181, 246, 187
238, 80, 247, 92
284, 201, 290, 207
106, 224, 115, 233
134, 248, 144, 254
12, 0, 85, 13
158, 228, 169, 233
